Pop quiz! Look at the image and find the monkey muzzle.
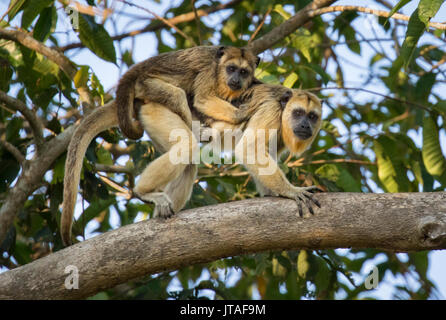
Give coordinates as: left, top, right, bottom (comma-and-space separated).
293, 118, 313, 140
293, 128, 313, 140
228, 79, 242, 91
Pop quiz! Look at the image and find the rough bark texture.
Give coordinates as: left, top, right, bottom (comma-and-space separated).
247, 0, 336, 55
0, 192, 445, 300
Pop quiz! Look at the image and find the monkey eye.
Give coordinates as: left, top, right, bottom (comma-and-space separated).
226, 65, 237, 73
240, 69, 248, 76
292, 109, 305, 118
308, 112, 319, 121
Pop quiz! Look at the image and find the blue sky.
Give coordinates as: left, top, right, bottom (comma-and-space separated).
1, 0, 445, 299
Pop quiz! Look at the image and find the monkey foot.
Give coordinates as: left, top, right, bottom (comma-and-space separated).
292, 186, 323, 217
134, 192, 174, 219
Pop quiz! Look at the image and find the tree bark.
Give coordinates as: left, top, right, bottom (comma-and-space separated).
1, 192, 445, 300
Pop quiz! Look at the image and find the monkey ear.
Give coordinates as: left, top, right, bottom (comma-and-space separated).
280, 90, 292, 109
255, 56, 261, 67
216, 46, 226, 59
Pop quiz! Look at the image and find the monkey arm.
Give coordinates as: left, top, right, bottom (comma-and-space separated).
194, 95, 248, 124
234, 124, 320, 216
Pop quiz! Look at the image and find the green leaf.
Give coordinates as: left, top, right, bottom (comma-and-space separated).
386, 0, 412, 23
283, 72, 298, 88
415, 72, 436, 102
21, 0, 53, 29
273, 4, 291, 20
0, 57, 13, 92
7, 0, 27, 22
33, 5, 57, 42
418, 0, 444, 24
422, 114, 446, 177
401, 0, 443, 68
315, 164, 361, 192
433, 100, 446, 114
307, 63, 331, 85
77, 13, 117, 63
374, 138, 399, 193
74, 65, 90, 89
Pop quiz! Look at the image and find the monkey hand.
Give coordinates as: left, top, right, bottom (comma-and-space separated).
134, 192, 175, 219
289, 186, 322, 217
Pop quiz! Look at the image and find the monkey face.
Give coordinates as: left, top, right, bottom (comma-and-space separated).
280, 89, 322, 155
215, 46, 259, 99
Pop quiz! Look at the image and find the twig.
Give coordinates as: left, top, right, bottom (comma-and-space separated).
0, 90, 45, 150
0, 138, 25, 164
311, 6, 446, 31
248, 8, 272, 44
59, 0, 243, 52
307, 86, 431, 112
288, 158, 376, 167
118, 0, 197, 46
93, 163, 134, 175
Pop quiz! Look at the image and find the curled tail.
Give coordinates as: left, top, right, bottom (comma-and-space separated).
61, 102, 119, 246
116, 71, 144, 140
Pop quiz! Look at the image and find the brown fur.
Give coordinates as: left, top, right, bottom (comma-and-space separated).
60, 83, 322, 246
116, 46, 259, 139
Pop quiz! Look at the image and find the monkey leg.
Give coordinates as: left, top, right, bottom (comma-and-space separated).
136, 77, 193, 128
134, 103, 199, 217
163, 164, 198, 213
235, 137, 321, 217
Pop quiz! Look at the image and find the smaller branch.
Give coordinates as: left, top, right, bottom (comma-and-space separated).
311, 6, 446, 31
118, 0, 197, 46
0, 138, 25, 164
59, 0, 242, 52
93, 163, 134, 175
0, 90, 45, 149
288, 158, 375, 167
248, 8, 272, 44
308, 86, 431, 112
96, 173, 131, 199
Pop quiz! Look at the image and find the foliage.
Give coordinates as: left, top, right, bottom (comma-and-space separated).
0, 0, 445, 299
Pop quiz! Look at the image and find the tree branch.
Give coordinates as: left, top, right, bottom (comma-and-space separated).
59, 0, 243, 52
312, 6, 446, 31
248, 0, 337, 55
248, 1, 446, 55
0, 192, 445, 299
0, 138, 25, 164
0, 90, 45, 149
0, 28, 93, 108
0, 125, 76, 245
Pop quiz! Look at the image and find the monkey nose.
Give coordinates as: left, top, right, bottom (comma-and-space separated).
229, 81, 241, 90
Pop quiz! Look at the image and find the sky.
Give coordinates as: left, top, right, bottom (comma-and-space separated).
1, 0, 446, 299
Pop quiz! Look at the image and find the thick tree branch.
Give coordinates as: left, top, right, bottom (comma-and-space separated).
248, 0, 337, 55
0, 28, 93, 107
0, 100, 114, 244
0, 192, 445, 299
0, 125, 76, 245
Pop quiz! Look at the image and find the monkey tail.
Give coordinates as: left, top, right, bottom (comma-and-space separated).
116, 72, 144, 140
61, 102, 119, 246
